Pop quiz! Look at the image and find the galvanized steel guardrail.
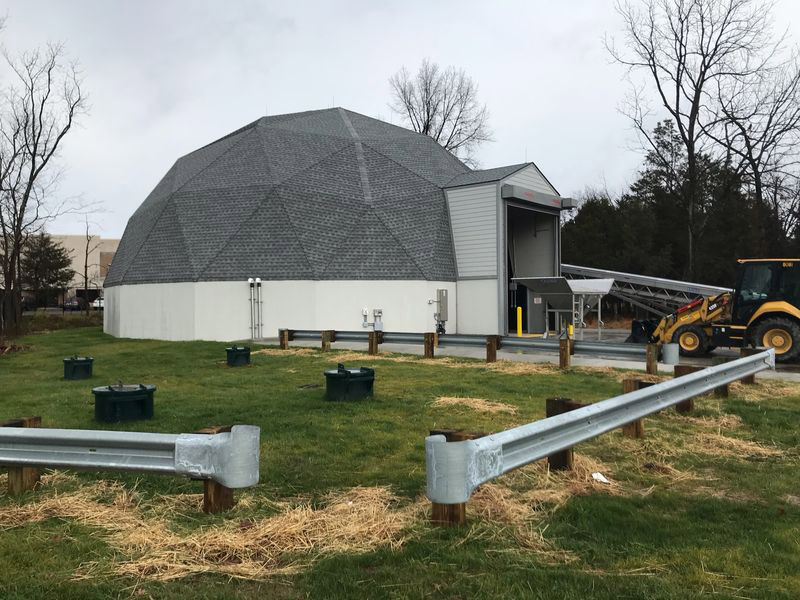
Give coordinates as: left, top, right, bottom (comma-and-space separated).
425, 349, 775, 504
284, 330, 647, 358
0, 425, 261, 489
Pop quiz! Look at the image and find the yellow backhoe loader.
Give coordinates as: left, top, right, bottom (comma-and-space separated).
635, 259, 800, 362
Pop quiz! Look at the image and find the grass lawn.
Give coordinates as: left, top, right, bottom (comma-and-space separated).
1, 326, 799, 599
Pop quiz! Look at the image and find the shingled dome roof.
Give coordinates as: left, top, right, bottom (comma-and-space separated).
105, 108, 471, 287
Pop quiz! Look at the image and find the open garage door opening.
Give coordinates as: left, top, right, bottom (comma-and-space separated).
506, 204, 558, 334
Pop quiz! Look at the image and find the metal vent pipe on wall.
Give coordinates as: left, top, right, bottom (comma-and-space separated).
248, 278, 263, 339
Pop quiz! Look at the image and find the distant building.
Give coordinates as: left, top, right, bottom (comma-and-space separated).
51, 234, 119, 302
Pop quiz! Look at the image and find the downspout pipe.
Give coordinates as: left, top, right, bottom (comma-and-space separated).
248, 278, 255, 340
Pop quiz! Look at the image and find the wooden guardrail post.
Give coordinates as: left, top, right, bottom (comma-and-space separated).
278, 329, 291, 350
712, 357, 732, 397
424, 332, 435, 358
368, 331, 379, 355
739, 347, 763, 384
545, 398, 586, 469
672, 364, 704, 412
429, 429, 486, 526
485, 335, 500, 363
559, 338, 571, 369
2, 417, 42, 495
194, 425, 236, 513
620, 380, 653, 438
646, 344, 659, 375
321, 330, 335, 352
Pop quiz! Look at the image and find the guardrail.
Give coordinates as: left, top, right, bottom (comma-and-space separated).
424, 349, 775, 510
279, 328, 650, 365
0, 424, 261, 512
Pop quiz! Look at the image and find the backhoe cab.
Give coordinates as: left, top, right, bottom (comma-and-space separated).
641, 259, 800, 362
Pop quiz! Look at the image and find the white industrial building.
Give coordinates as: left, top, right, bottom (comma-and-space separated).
104, 108, 572, 341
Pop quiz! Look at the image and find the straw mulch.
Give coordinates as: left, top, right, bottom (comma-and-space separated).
330, 351, 562, 376
0, 480, 424, 582
432, 396, 518, 415
251, 348, 316, 357
729, 380, 800, 403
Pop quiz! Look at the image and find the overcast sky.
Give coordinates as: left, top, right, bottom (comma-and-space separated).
3, 0, 799, 238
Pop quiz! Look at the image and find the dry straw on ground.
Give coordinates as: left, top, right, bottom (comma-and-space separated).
0, 481, 423, 581
729, 380, 800, 403
432, 396, 518, 414
251, 348, 316, 357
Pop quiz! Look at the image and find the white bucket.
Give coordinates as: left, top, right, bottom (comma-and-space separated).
661, 343, 680, 365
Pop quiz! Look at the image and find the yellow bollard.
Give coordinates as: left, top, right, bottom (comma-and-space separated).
568, 323, 574, 338
516, 306, 522, 337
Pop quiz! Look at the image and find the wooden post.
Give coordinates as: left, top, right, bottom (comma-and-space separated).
368, 331, 379, 355
321, 330, 334, 352
545, 398, 586, 470
279, 329, 290, 350
485, 335, 500, 363
559, 338, 571, 369
740, 347, 763, 384
195, 426, 236, 514
646, 343, 659, 375
424, 332, 435, 359
620, 380, 652, 438
712, 357, 731, 397
428, 429, 486, 526
2, 417, 42, 495
672, 364, 704, 413
433, 332, 440, 347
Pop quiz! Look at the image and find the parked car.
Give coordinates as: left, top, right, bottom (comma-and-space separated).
92, 297, 104, 310
63, 297, 86, 311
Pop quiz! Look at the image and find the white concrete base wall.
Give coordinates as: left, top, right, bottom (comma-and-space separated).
456, 279, 500, 335
105, 280, 461, 341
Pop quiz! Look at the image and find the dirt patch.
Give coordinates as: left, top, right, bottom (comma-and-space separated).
432, 396, 518, 415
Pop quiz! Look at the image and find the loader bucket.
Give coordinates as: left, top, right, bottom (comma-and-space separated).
627, 319, 658, 343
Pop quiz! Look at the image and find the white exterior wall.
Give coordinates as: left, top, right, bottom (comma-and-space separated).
105, 280, 457, 341
455, 279, 499, 334
503, 165, 558, 195
444, 184, 497, 278
104, 282, 196, 341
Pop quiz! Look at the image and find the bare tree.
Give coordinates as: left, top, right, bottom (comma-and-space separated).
389, 59, 492, 167
82, 216, 101, 316
608, 0, 774, 278
709, 52, 800, 243
0, 42, 86, 336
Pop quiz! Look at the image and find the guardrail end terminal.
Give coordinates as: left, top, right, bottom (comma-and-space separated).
176, 425, 260, 489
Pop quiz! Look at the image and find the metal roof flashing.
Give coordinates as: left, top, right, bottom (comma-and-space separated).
501, 184, 573, 211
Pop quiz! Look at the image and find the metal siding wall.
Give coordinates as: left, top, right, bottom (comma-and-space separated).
445, 184, 497, 277
503, 165, 558, 195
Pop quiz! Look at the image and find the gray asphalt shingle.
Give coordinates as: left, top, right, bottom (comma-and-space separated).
105, 108, 513, 286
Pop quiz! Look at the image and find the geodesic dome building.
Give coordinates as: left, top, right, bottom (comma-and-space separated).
105, 108, 570, 341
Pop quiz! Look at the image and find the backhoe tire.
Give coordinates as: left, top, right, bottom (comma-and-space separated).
752, 318, 800, 362
673, 325, 709, 357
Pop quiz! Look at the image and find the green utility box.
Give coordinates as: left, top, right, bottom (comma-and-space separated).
324, 364, 375, 401
92, 384, 155, 423
226, 346, 251, 367
63, 356, 94, 380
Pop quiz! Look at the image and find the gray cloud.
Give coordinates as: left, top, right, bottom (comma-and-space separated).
2, 0, 797, 237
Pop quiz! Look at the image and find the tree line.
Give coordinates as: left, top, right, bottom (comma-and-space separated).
561, 119, 799, 287
582, 0, 800, 285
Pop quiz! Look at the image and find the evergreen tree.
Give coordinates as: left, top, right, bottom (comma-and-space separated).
20, 233, 74, 307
